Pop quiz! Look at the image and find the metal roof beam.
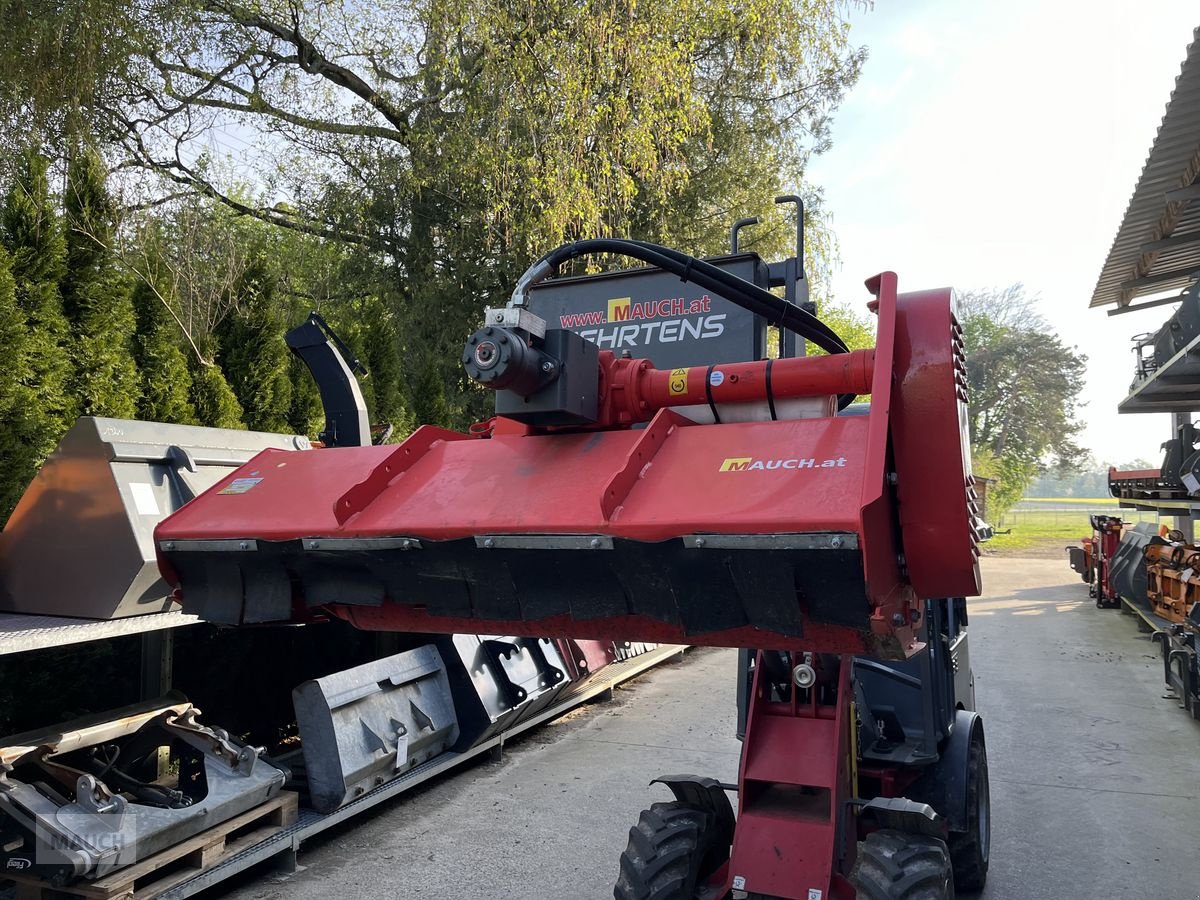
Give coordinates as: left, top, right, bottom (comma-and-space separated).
1108, 291, 1187, 316
1140, 230, 1200, 253
1165, 183, 1200, 203
1120, 266, 1200, 292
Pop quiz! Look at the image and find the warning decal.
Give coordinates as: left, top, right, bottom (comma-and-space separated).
668, 368, 689, 396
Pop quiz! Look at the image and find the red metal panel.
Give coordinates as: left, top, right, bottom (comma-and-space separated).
330, 606, 877, 654
725, 657, 854, 899
157, 445, 395, 541
891, 288, 981, 597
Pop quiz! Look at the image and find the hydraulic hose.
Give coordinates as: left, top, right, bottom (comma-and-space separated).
508, 238, 859, 407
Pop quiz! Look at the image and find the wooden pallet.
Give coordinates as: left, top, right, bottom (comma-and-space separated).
6, 791, 298, 900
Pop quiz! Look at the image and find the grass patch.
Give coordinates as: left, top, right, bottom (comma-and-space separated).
987, 507, 1159, 554
987, 519, 1089, 552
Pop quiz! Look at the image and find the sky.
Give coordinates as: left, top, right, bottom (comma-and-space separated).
805, 0, 1198, 465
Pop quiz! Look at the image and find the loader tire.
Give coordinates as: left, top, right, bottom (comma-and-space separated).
614, 801, 724, 900
850, 829, 954, 900
947, 726, 990, 891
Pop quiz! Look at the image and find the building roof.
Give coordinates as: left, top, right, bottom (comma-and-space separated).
1092, 27, 1200, 310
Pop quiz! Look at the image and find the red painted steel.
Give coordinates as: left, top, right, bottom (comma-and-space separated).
156, 272, 977, 658
719, 654, 856, 899
598, 348, 875, 424
890, 288, 981, 598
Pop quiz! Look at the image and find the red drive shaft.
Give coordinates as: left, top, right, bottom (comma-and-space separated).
601, 348, 875, 424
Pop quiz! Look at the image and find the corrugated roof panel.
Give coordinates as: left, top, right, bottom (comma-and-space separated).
1092, 26, 1200, 308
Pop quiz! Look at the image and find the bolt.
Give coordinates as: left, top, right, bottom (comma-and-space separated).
542, 361, 555, 373
483, 538, 495, 549
897, 553, 906, 567
494, 311, 504, 322
309, 540, 320, 549
239, 541, 249, 551
792, 663, 817, 688
164, 542, 175, 551
891, 613, 906, 626
887, 472, 898, 486
589, 538, 602, 549
400, 539, 411, 550
830, 536, 844, 549
694, 537, 706, 548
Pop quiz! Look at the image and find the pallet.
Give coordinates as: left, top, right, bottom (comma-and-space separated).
6, 791, 298, 900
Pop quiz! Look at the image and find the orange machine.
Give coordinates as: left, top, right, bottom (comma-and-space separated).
1144, 543, 1200, 623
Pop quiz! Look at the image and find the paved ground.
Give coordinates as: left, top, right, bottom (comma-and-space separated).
213, 557, 1200, 899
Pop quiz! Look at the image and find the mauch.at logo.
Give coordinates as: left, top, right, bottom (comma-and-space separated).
719, 456, 847, 472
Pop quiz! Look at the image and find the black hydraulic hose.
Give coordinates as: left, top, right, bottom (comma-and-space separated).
513, 238, 848, 356
621, 240, 849, 355
510, 238, 859, 407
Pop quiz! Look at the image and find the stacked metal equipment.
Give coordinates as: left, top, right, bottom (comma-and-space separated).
0, 314, 662, 883
0, 696, 287, 884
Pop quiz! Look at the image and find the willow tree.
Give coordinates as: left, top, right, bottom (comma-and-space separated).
75, 0, 864, 425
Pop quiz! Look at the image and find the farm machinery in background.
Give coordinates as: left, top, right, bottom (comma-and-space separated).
154, 201, 991, 900
1068, 512, 1200, 720
1066, 276, 1200, 719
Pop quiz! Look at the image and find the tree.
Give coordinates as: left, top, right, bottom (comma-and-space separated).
131, 278, 197, 424
188, 338, 245, 429
62, 147, 141, 417
0, 246, 32, 519
955, 285, 1087, 515
814, 300, 876, 352
217, 257, 293, 433
0, 149, 75, 460
75, 0, 864, 427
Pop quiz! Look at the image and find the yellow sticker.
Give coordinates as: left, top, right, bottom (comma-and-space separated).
668, 367, 689, 396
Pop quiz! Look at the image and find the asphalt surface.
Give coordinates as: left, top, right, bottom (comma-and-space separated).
212, 557, 1200, 900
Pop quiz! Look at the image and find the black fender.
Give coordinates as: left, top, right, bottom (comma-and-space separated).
650, 775, 736, 852
904, 710, 984, 834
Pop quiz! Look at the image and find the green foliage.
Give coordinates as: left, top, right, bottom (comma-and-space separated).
971, 448, 1036, 523
62, 148, 140, 417
131, 280, 197, 424
813, 300, 876, 353
0, 246, 32, 518
285, 353, 323, 437
189, 349, 245, 430
0, 150, 75, 463
217, 258, 293, 432
957, 285, 1087, 514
